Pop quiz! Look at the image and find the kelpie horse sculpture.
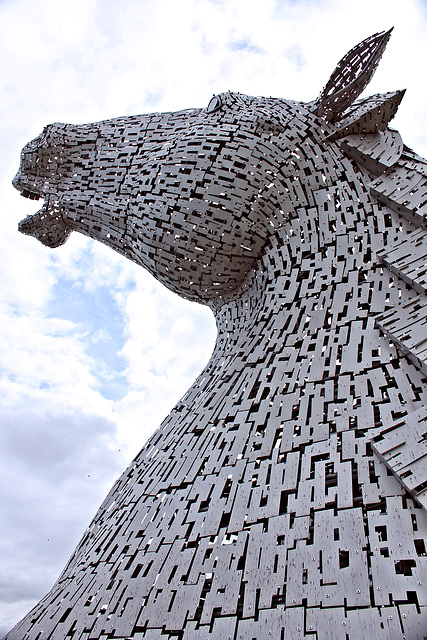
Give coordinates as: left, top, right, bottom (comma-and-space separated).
8, 31, 427, 639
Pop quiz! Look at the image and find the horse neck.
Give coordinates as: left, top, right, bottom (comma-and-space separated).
145, 193, 421, 473
208, 201, 397, 381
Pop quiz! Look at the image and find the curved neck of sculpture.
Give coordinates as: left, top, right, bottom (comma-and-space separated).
207, 198, 395, 389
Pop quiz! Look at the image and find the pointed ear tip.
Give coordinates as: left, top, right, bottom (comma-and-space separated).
369, 28, 393, 46
376, 27, 393, 45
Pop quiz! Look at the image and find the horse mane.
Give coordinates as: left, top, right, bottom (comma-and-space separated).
306, 31, 427, 503
331, 100, 427, 506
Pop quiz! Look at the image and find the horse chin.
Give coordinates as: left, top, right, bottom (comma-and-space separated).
18, 206, 71, 248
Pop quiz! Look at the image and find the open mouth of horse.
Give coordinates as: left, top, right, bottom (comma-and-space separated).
14, 177, 71, 247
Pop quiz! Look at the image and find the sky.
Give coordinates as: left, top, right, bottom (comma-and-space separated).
0, 0, 426, 635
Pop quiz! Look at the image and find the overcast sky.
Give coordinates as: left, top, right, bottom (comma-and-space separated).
1, 0, 426, 635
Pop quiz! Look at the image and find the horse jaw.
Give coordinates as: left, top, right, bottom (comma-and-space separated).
18, 205, 71, 248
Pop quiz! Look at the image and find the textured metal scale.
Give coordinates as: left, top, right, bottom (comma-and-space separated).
7, 31, 427, 639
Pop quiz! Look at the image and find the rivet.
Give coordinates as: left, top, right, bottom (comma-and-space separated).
417, 581, 422, 585
309, 625, 313, 630
377, 587, 381, 590
297, 627, 301, 631
356, 589, 361, 594
402, 614, 407, 619
388, 616, 393, 620
342, 621, 346, 626
326, 594, 330, 598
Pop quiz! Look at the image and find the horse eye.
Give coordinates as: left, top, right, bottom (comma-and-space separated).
206, 95, 222, 113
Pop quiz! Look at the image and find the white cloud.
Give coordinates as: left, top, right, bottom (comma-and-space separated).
0, 407, 125, 636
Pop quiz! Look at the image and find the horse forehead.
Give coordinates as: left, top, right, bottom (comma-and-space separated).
73, 92, 283, 139
34, 93, 296, 156
25, 93, 303, 180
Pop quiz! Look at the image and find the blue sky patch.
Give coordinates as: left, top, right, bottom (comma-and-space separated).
228, 39, 263, 54
47, 275, 128, 401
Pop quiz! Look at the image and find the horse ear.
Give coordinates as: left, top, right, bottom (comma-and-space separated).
326, 89, 405, 140
314, 29, 393, 122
